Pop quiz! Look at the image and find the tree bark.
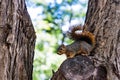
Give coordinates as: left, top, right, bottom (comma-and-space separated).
51, 55, 95, 80
51, 0, 120, 80
85, 0, 120, 80
0, 0, 36, 80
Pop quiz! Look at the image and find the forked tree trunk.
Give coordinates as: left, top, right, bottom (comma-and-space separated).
0, 0, 36, 80
51, 0, 120, 80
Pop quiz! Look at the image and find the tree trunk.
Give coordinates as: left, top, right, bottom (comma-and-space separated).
85, 0, 120, 80
51, 0, 120, 80
0, 0, 36, 80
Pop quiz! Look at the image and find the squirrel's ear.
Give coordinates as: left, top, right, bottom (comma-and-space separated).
52, 70, 55, 74
61, 44, 66, 48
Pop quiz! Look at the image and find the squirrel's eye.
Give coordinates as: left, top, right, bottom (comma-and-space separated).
58, 48, 62, 51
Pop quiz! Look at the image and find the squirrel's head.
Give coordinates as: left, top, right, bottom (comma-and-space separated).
57, 44, 66, 55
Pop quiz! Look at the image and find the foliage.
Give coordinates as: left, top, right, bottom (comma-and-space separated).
26, 0, 88, 80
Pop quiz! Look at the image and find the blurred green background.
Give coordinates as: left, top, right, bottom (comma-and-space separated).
26, 0, 88, 80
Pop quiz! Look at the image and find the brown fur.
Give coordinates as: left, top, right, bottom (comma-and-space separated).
57, 25, 95, 58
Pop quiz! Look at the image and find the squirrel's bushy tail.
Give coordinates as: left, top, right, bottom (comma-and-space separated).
67, 25, 95, 47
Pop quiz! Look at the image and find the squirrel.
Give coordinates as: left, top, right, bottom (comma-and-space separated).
57, 25, 95, 58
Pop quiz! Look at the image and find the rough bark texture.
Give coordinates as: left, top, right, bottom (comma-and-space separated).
0, 0, 36, 80
51, 55, 95, 80
85, 0, 120, 80
51, 0, 120, 80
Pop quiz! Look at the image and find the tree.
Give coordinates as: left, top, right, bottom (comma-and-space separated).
86, 0, 120, 79
0, 0, 36, 80
51, 0, 120, 80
